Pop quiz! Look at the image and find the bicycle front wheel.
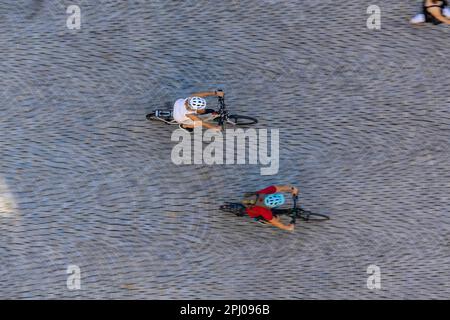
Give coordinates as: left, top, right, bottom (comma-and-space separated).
226, 115, 258, 126
299, 210, 330, 222
146, 112, 157, 121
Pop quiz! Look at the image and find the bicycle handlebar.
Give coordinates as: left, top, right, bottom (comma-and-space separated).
217, 90, 224, 103
290, 195, 299, 225
216, 89, 226, 129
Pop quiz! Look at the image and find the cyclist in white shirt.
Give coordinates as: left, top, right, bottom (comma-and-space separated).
173, 91, 224, 132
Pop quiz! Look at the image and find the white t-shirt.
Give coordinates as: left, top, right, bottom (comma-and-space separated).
173, 98, 196, 125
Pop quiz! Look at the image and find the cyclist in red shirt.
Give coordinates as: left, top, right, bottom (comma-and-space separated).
243, 185, 299, 231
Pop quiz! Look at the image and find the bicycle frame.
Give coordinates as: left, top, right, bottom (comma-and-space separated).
155, 110, 178, 125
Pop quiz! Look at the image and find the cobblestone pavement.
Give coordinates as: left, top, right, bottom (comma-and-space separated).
1, 0, 449, 299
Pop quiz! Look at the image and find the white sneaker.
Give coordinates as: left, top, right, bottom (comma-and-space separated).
443, 7, 450, 17
410, 13, 425, 24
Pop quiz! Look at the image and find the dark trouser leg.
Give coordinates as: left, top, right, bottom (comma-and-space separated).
179, 124, 194, 132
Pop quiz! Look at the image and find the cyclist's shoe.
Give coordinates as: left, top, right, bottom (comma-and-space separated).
179, 124, 194, 133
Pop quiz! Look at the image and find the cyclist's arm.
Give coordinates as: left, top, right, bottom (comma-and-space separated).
190, 91, 222, 98
267, 218, 294, 231
274, 185, 299, 196
196, 108, 216, 115
428, 7, 450, 24
255, 185, 298, 196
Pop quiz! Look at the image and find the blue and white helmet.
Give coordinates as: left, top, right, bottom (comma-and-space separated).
264, 193, 285, 208
188, 96, 207, 110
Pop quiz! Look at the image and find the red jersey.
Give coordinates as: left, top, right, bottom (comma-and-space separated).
245, 186, 277, 221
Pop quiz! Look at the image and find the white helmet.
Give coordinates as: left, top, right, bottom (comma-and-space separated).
188, 96, 207, 110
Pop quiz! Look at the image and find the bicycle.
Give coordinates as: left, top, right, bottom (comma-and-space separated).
219, 195, 330, 225
145, 90, 258, 130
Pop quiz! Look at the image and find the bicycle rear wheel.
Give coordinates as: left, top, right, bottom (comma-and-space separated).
299, 210, 330, 222
219, 202, 246, 216
146, 112, 157, 121
227, 115, 258, 126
